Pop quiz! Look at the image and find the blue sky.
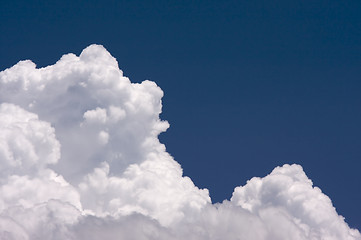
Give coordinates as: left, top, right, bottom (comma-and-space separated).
1, 0, 360, 230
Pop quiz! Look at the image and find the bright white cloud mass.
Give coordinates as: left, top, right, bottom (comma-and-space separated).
0, 44, 359, 240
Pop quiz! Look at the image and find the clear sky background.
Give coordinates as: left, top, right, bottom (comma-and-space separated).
1, 0, 360, 230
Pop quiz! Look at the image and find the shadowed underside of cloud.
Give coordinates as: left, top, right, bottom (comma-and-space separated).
0, 45, 359, 240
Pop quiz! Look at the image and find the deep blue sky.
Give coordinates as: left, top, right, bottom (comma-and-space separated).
1, 0, 360, 230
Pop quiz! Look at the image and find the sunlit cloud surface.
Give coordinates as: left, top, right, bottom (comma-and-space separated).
0, 45, 359, 240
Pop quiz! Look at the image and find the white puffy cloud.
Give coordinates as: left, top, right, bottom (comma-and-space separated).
231, 164, 360, 240
0, 103, 60, 176
0, 45, 359, 240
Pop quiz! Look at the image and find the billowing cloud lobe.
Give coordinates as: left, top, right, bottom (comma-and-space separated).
0, 45, 359, 240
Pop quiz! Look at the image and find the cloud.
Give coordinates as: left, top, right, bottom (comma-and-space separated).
0, 44, 359, 240
0, 103, 60, 175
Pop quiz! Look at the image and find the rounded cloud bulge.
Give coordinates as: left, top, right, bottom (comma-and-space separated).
0, 45, 359, 240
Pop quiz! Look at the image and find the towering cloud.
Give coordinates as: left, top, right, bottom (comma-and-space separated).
0, 45, 359, 240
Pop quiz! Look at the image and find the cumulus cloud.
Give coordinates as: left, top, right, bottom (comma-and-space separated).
0, 44, 359, 240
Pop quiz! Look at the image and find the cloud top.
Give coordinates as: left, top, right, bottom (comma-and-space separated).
0, 45, 359, 240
